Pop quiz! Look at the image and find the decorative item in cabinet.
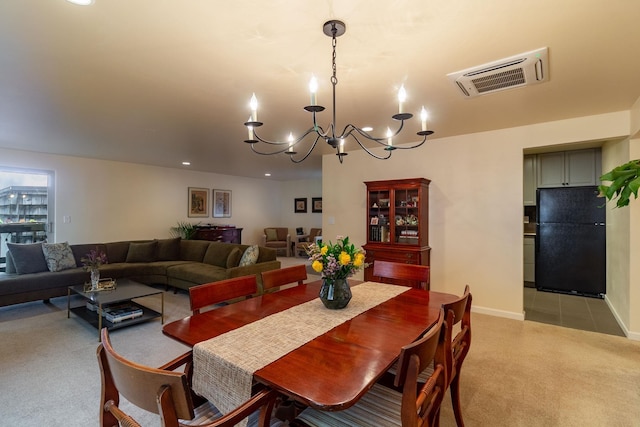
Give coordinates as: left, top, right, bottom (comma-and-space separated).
364, 178, 430, 285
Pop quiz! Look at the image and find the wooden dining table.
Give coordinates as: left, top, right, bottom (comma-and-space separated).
162, 280, 458, 412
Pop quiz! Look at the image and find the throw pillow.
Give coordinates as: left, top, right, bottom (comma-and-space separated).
226, 247, 243, 268
6, 242, 48, 275
5, 251, 16, 274
156, 237, 181, 261
238, 245, 259, 267
125, 241, 158, 263
265, 228, 278, 242
42, 242, 77, 272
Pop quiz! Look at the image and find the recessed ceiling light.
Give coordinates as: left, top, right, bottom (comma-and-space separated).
182, 161, 191, 166
66, 0, 94, 5
264, 173, 271, 177
362, 126, 373, 132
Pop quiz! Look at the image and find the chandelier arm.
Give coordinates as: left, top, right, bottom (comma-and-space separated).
391, 134, 429, 150
249, 143, 294, 156
310, 112, 332, 139
251, 127, 318, 146
288, 135, 323, 163
349, 134, 393, 160
342, 121, 407, 146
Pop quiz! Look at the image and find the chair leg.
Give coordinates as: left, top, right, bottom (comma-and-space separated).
450, 373, 464, 427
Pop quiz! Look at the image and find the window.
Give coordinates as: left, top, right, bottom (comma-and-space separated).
0, 168, 54, 271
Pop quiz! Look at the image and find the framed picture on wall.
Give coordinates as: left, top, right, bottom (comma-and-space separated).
312, 197, 323, 213
188, 187, 209, 217
213, 189, 232, 218
295, 198, 307, 213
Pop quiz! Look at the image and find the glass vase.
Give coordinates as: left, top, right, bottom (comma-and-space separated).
90, 268, 100, 290
319, 278, 352, 309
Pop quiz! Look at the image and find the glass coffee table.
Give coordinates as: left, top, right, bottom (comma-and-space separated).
67, 278, 164, 341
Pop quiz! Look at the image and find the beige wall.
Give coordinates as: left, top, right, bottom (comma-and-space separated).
0, 148, 286, 245
279, 179, 323, 237
322, 111, 633, 328
629, 138, 640, 337
602, 139, 630, 331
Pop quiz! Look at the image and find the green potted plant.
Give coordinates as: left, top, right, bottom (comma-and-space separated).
170, 221, 199, 240
598, 159, 640, 208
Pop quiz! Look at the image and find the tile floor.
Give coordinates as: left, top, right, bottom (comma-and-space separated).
524, 286, 625, 336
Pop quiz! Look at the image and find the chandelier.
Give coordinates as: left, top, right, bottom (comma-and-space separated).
243, 20, 434, 163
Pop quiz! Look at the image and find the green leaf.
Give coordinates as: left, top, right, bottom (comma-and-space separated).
628, 176, 640, 197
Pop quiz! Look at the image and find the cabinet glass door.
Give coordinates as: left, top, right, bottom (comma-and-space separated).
368, 190, 390, 243
393, 188, 420, 245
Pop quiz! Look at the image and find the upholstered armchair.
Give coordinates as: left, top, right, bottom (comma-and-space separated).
262, 227, 291, 257
295, 228, 322, 257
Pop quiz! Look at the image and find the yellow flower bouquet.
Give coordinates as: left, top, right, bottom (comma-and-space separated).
307, 236, 366, 281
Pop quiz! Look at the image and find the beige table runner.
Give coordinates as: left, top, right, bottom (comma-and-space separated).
193, 282, 408, 426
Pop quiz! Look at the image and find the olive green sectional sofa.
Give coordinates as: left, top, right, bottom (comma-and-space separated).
0, 238, 280, 308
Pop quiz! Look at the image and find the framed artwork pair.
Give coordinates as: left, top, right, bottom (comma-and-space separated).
188, 187, 231, 218
294, 197, 323, 213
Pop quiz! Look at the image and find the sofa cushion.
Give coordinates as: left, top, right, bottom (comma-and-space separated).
7, 242, 48, 275
226, 247, 242, 268
179, 240, 211, 262
156, 237, 181, 261
166, 263, 228, 286
239, 245, 259, 267
126, 241, 158, 263
105, 241, 131, 263
265, 228, 278, 242
203, 242, 234, 268
42, 242, 77, 272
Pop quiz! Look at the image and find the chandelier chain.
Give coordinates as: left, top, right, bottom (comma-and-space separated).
331, 29, 338, 87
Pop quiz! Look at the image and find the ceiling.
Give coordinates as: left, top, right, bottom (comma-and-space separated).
1, 1, 639, 181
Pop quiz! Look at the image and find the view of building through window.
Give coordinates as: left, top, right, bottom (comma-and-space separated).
0, 169, 53, 271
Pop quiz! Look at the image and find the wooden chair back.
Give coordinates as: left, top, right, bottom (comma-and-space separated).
97, 328, 195, 427
397, 308, 448, 427
97, 328, 279, 427
260, 264, 307, 293
372, 260, 431, 290
442, 285, 471, 376
442, 284, 472, 427
189, 275, 258, 315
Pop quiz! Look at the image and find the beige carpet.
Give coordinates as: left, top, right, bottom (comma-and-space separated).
1, 282, 639, 426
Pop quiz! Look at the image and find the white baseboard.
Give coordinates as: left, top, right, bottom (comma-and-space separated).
471, 305, 525, 321
604, 295, 640, 341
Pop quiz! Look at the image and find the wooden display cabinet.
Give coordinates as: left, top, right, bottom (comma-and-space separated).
193, 226, 242, 244
363, 178, 430, 286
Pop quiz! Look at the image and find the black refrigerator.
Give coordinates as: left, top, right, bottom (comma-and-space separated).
535, 186, 606, 297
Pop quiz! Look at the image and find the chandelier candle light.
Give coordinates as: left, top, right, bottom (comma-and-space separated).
243, 20, 434, 163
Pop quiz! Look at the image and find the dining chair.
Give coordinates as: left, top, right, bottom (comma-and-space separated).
442, 285, 472, 427
189, 275, 258, 315
97, 328, 283, 427
380, 285, 471, 426
290, 308, 448, 427
372, 259, 431, 290
260, 264, 307, 294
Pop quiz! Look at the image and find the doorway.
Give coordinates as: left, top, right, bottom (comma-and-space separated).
522, 150, 623, 336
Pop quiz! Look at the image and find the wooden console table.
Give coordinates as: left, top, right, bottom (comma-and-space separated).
193, 226, 242, 244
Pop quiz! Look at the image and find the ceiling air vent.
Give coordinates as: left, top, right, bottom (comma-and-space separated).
447, 47, 548, 98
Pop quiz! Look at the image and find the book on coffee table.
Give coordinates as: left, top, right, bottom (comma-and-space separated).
102, 303, 143, 323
